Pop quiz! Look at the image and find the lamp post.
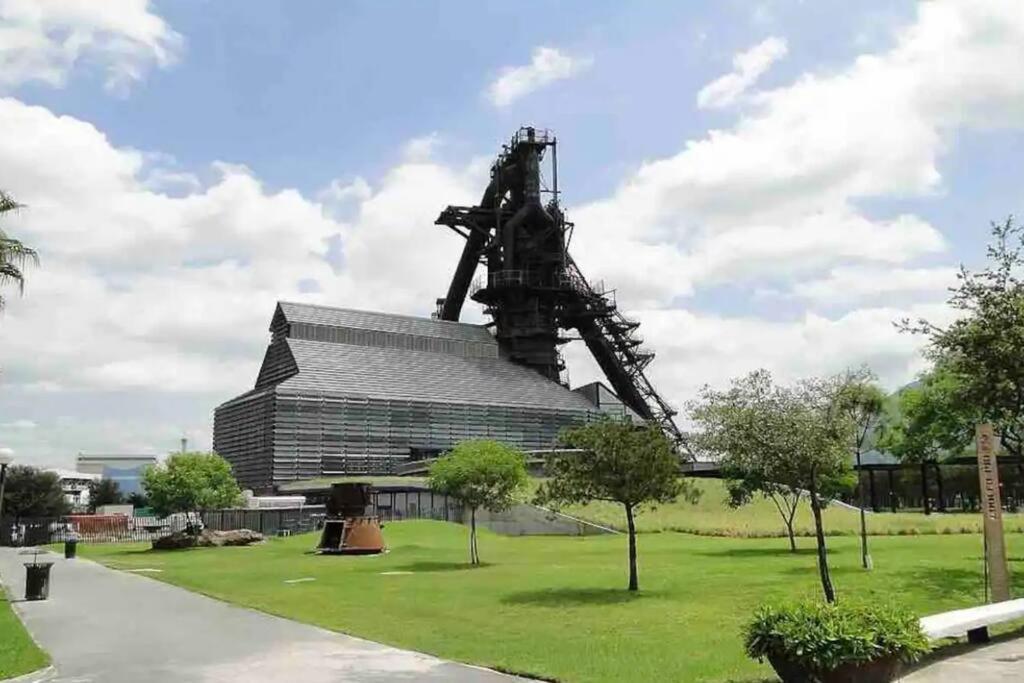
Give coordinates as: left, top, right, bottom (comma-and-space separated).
0, 448, 13, 520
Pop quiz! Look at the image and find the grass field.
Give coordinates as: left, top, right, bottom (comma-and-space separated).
80, 521, 1023, 683
0, 591, 48, 680
564, 478, 1024, 537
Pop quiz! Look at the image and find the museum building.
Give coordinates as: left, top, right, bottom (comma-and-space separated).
214, 301, 629, 492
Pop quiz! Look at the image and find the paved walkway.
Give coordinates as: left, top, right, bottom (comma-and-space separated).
903, 636, 1024, 682
0, 548, 523, 682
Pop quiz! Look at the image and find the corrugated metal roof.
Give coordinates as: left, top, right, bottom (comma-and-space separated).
278, 338, 597, 411
278, 302, 494, 344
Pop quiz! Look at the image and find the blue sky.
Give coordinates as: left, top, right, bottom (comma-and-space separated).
17, 1, 914, 199
0, 0, 1021, 467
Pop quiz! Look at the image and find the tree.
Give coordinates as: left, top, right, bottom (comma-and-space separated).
900, 217, 1024, 459
0, 190, 39, 311
876, 367, 975, 514
88, 478, 124, 512
428, 440, 528, 565
690, 375, 804, 553
689, 370, 856, 603
876, 366, 974, 465
1, 466, 69, 517
126, 491, 150, 509
142, 452, 242, 520
535, 419, 694, 591
834, 371, 886, 570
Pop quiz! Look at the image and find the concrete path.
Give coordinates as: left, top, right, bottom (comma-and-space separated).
903, 637, 1024, 682
0, 548, 523, 683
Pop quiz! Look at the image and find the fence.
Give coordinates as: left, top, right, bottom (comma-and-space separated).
844, 462, 1024, 514
0, 493, 463, 547
0, 514, 191, 546
199, 507, 326, 536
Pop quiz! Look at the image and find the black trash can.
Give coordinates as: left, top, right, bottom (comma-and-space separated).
24, 562, 54, 601
64, 538, 78, 559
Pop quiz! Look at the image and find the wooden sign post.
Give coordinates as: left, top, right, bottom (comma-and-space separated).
976, 423, 1011, 602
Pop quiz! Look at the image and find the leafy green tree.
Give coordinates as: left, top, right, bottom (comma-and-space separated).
834, 371, 886, 570
143, 452, 242, 520
900, 217, 1024, 459
535, 419, 694, 591
0, 190, 38, 311
875, 367, 976, 514
690, 374, 805, 553
126, 491, 150, 509
87, 478, 124, 512
1, 466, 69, 517
428, 440, 528, 565
690, 370, 856, 603
876, 367, 974, 464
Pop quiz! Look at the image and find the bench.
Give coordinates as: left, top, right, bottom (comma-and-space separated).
919, 598, 1024, 643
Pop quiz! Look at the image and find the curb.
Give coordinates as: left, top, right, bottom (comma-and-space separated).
0, 665, 55, 683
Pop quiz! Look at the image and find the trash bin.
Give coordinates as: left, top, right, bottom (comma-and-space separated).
24, 562, 54, 601
64, 537, 78, 559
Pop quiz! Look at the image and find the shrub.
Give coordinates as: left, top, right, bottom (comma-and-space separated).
744, 601, 929, 674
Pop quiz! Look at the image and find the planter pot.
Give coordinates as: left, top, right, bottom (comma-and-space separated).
767, 653, 903, 683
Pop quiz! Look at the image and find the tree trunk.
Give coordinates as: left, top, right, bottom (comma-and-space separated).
808, 479, 836, 603
934, 463, 946, 512
785, 518, 797, 553
785, 496, 798, 552
769, 492, 799, 553
625, 503, 638, 591
857, 451, 870, 570
470, 507, 478, 565
920, 462, 931, 515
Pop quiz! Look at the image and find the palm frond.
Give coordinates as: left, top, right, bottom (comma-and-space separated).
0, 261, 24, 290
0, 190, 22, 216
0, 235, 39, 269
0, 191, 37, 313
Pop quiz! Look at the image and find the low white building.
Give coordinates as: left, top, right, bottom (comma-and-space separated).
46, 468, 102, 511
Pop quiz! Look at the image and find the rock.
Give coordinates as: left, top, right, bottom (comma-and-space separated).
152, 529, 199, 550
201, 528, 264, 547
152, 528, 264, 550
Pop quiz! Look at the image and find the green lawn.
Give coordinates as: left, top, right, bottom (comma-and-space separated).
565, 478, 1024, 537
0, 591, 48, 680
80, 521, 1023, 683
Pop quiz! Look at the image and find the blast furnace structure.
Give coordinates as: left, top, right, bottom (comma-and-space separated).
214, 128, 682, 493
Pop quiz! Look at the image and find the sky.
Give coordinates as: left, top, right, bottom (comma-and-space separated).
0, 0, 1022, 468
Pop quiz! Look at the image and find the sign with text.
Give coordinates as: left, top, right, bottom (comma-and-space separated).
976, 423, 1011, 602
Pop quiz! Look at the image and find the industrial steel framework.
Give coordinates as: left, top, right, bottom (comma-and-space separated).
434, 127, 685, 447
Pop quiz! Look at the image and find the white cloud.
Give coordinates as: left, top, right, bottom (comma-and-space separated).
0, 95, 487, 465
0, 419, 36, 429
486, 46, 592, 107
569, 0, 1024, 312
401, 132, 442, 162
0, 0, 182, 93
5, 0, 1023, 464
565, 302, 953, 418
789, 265, 958, 306
697, 36, 788, 109
0, 97, 483, 399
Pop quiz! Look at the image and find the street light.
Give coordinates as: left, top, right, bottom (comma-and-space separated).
0, 448, 13, 520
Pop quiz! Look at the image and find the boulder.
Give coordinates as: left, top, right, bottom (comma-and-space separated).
202, 528, 264, 547
152, 529, 199, 550
152, 528, 264, 550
